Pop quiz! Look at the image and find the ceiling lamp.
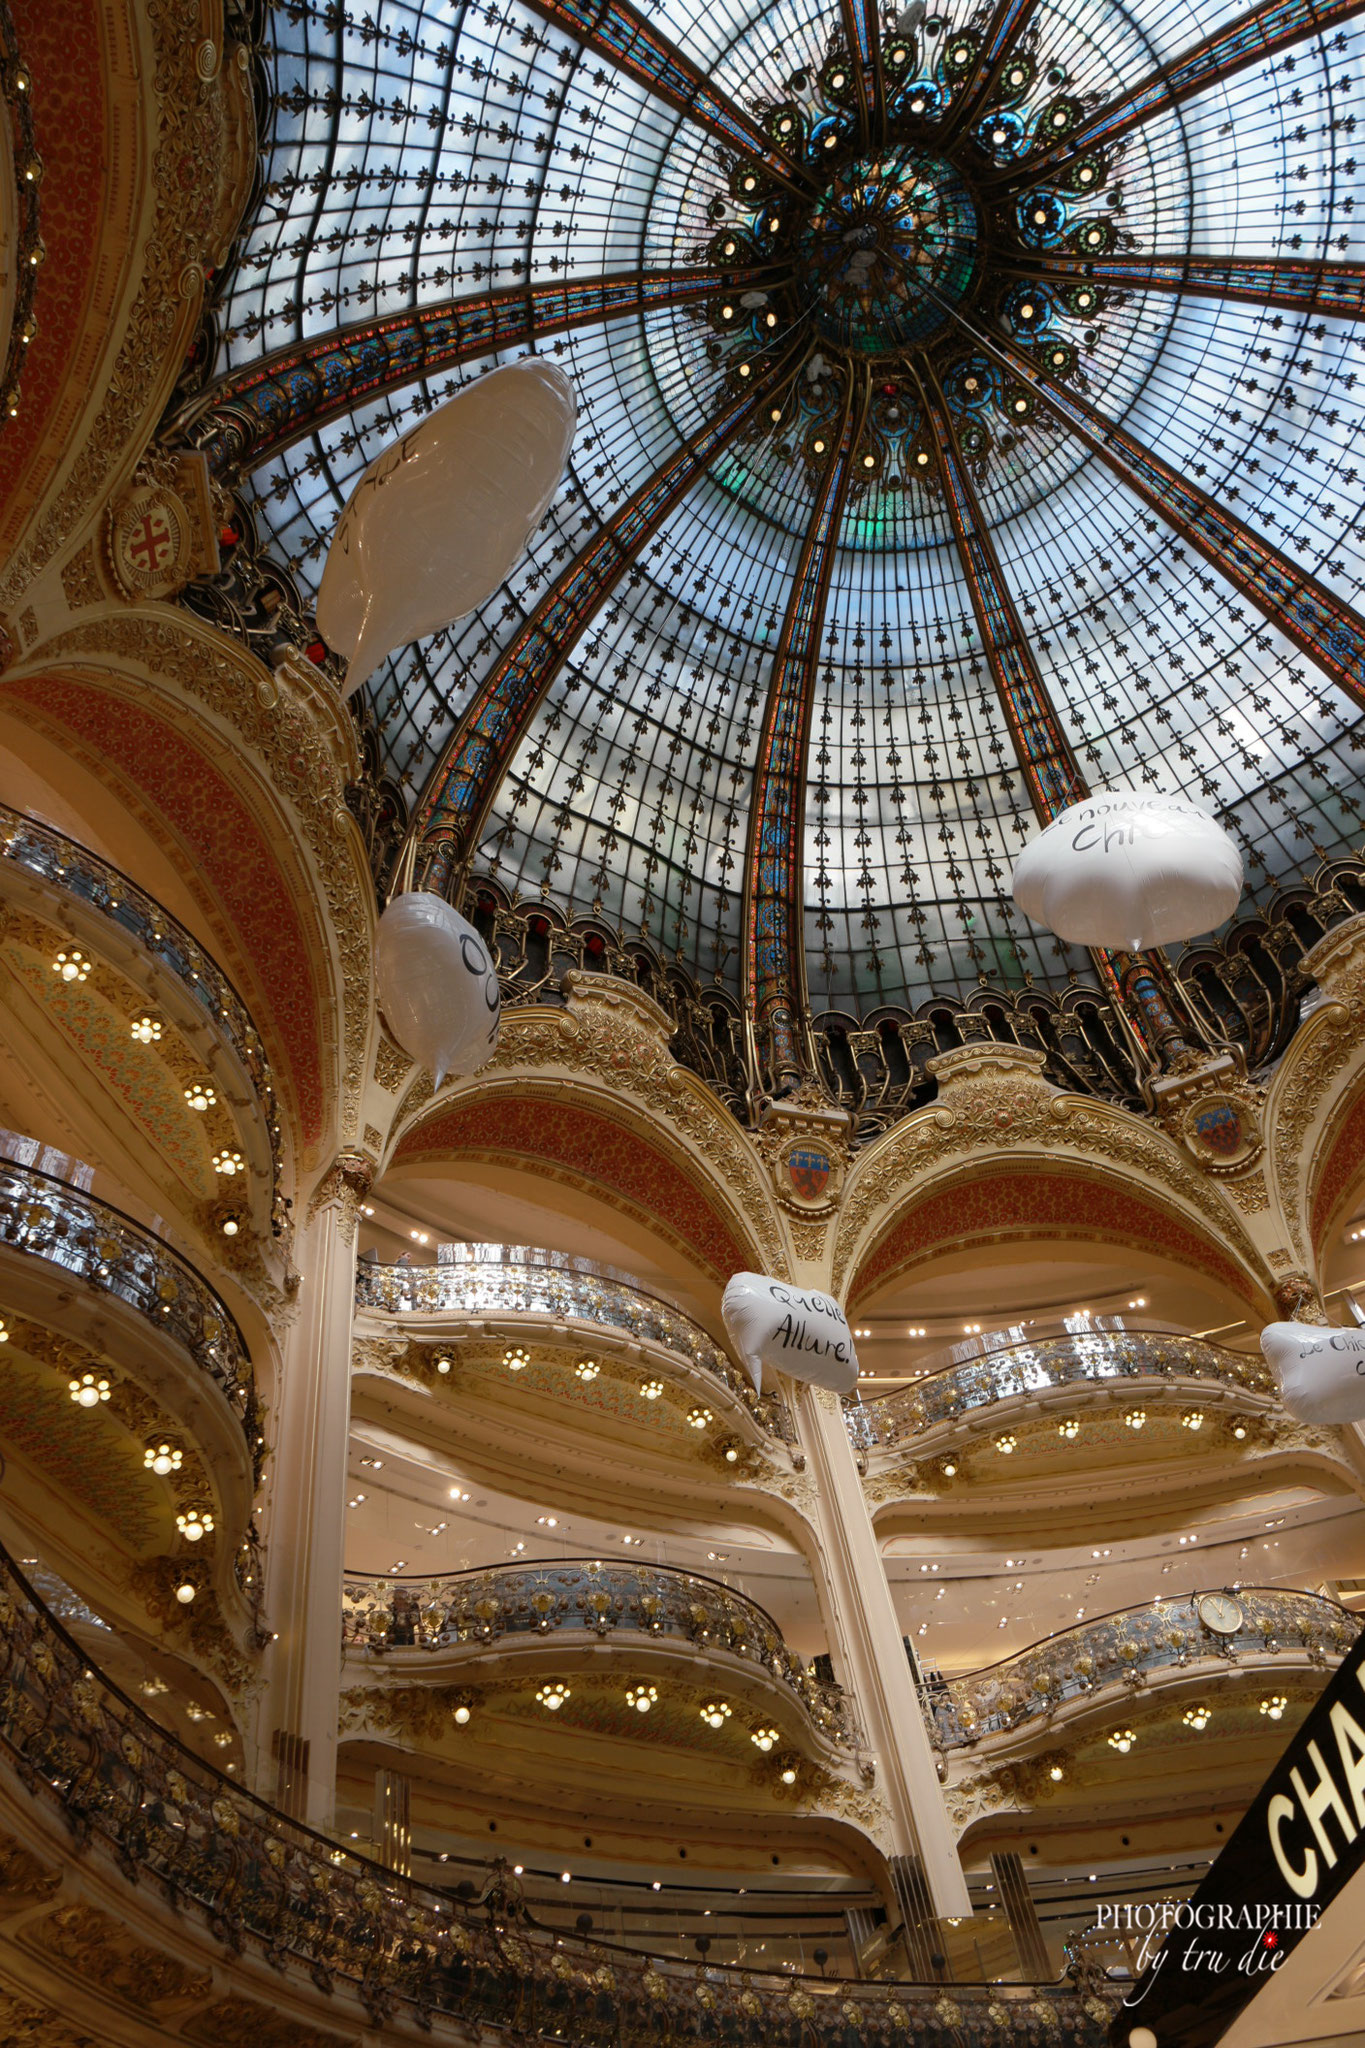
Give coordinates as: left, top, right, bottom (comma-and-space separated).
640, 1379, 664, 1400
212, 1149, 245, 1177
130, 1015, 162, 1044
1124, 1409, 1147, 1431
453, 1700, 473, 1725
1261, 1696, 1288, 1721
536, 1682, 571, 1712
505, 1347, 529, 1372
435, 1355, 452, 1374
1183, 1705, 1212, 1731
51, 948, 89, 983
184, 1082, 216, 1112
626, 1685, 657, 1714
176, 1510, 214, 1543
1181, 1411, 1205, 1431
0, 1318, 9, 1344
750, 1726, 780, 1752
1107, 1729, 1136, 1754
699, 1701, 731, 1730
175, 1582, 197, 1605
1048, 1762, 1065, 1782
722, 1442, 741, 1464
69, 1372, 110, 1408
574, 1359, 600, 1381
686, 1406, 713, 1430
1057, 1417, 1080, 1441
779, 1759, 798, 1785
995, 1433, 1017, 1455
941, 1458, 958, 1478
144, 1442, 181, 1475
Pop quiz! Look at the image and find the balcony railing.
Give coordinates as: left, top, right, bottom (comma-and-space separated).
343, 1558, 860, 1751
860, 1328, 1273, 1449
355, 1249, 792, 1440
925, 1588, 1360, 1749
0, 1158, 258, 1451
0, 1541, 1119, 2040
0, 803, 282, 1205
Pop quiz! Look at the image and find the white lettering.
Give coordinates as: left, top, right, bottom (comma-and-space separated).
1268, 1793, 1318, 1899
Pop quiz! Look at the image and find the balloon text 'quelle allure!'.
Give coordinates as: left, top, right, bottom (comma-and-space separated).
318, 359, 576, 698
1011, 793, 1243, 953
1260, 1321, 1365, 1425
376, 894, 501, 1088
721, 1273, 859, 1398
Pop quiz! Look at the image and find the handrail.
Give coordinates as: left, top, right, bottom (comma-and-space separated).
356, 1256, 793, 1441
0, 1539, 1119, 2038
0, 1157, 258, 1447
861, 1328, 1273, 1446
0, 802, 282, 1205
343, 1557, 861, 1750
925, 1586, 1360, 1748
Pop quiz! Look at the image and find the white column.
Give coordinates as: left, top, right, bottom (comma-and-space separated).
255, 1152, 369, 1830
799, 1383, 972, 1918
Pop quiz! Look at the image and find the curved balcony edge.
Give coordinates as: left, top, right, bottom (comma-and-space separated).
0, 802, 285, 1218
356, 1257, 794, 1444
925, 1588, 1362, 1751
0, 1541, 1123, 2043
342, 1559, 862, 1754
0, 1157, 261, 1466
855, 1331, 1276, 1453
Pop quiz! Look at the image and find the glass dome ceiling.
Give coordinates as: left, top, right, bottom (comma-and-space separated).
202, 0, 1365, 1034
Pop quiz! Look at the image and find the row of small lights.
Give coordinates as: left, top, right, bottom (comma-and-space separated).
63, 1375, 215, 1561
858, 1302, 1147, 1354
449, 1682, 800, 1781
1102, 1696, 1289, 1757
497, 1348, 731, 1446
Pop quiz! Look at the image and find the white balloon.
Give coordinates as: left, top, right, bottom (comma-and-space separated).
1260, 1321, 1365, 1425
376, 893, 501, 1088
721, 1272, 859, 1398
1010, 794, 1243, 953
318, 359, 576, 699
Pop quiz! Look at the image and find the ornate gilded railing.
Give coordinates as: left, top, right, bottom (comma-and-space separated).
0, 804, 283, 1209
0, 1544, 1118, 2038
0, 1158, 258, 1444
355, 1253, 792, 1441
343, 1559, 860, 1751
926, 1588, 1360, 1750
862, 1330, 1273, 1448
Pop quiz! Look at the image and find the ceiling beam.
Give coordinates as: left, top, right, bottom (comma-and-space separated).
411, 347, 803, 898
839, 0, 886, 144
936, 0, 1045, 146
1000, 251, 1365, 323
177, 267, 749, 476
742, 369, 867, 1094
517, 0, 814, 196
981, 0, 1365, 190
911, 354, 1197, 1063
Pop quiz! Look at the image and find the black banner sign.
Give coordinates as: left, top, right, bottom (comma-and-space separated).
1110, 1619, 1365, 2048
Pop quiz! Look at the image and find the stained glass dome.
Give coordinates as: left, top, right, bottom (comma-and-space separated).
196, 0, 1365, 1054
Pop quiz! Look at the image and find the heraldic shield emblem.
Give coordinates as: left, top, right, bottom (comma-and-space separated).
1180, 1091, 1262, 1173
787, 1148, 832, 1202
1191, 1101, 1244, 1158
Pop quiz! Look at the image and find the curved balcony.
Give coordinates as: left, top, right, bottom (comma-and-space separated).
0, 1155, 259, 1455
356, 1245, 792, 1442
343, 1557, 859, 1752
0, 1543, 1118, 2040
861, 1328, 1273, 1451
0, 802, 283, 1221
928, 1588, 1361, 1751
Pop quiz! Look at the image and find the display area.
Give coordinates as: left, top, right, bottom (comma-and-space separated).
2, 0, 1365, 2041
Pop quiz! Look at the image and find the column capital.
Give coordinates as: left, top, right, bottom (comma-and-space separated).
307, 1149, 376, 1241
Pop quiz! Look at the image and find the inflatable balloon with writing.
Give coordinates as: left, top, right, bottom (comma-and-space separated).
318, 359, 575, 699
721, 1273, 859, 1398
376, 893, 500, 1088
1010, 794, 1243, 952
1260, 1320, 1365, 1425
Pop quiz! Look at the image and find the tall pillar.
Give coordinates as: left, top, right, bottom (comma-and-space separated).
374, 1766, 413, 1873
798, 1383, 973, 1919
256, 1149, 371, 1830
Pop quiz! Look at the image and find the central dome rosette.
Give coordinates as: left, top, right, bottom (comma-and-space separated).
799, 146, 981, 355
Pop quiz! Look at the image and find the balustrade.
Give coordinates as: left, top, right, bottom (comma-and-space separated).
925, 1588, 1359, 1749
0, 803, 283, 1208
858, 1329, 1272, 1449
356, 1249, 792, 1440
0, 1157, 258, 1453
0, 1542, 1117, 2042
343, 1558, 859, 1750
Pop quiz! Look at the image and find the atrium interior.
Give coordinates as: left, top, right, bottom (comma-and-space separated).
1, 0, 1365, 2041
